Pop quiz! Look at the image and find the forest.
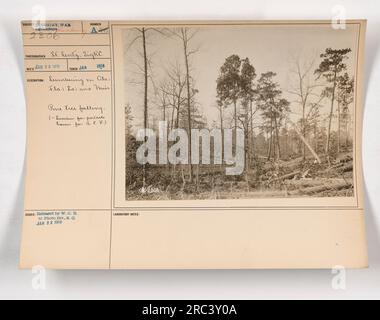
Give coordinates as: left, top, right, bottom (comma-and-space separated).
124, 27, 355, 200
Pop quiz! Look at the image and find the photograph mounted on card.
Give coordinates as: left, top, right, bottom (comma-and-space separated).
20, 20, 367, 269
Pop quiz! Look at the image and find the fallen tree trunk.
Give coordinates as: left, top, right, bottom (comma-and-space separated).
268, 170, 301, 183
322, 162, 345, 172
337, 163, 353, 173
285, 178, 348, 188
285, 179, 324, 188
291, 180, 352, 195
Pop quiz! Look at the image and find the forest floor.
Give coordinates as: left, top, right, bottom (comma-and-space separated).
126, 150, 354, 200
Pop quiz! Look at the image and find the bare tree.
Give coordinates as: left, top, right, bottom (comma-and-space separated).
169, 28, 200, 182
158, 62, 187, 129
288, 57, 324, 160
125, 27, 168, 187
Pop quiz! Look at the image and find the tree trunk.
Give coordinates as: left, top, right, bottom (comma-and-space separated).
302, 102, 306, 160
175, 103, 180, 128
170, 105, 175, 131
233, 99, 237, 134
314, 124, 318, 152
244, 123, 249, 176
219, 106, 224, 164
142, 27, 148, 188
250, 100, 254, 164
233, 99, 238, 157
267, 118, 273, 160
273, 113, 281, 160
345, 114, 349, 147
326, 71, 337, 154
162, 102, 166, 121
337, 100, 341, 153
182, 29, 193, 182
142, 28, 148, 130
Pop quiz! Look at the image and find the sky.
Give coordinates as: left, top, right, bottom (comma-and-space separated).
122, 23, 359, 131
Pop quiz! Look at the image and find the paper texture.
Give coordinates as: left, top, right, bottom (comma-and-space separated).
20, 20, 368, 269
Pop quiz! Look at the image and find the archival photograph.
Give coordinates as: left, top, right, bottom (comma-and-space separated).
122, 23, 358, 200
